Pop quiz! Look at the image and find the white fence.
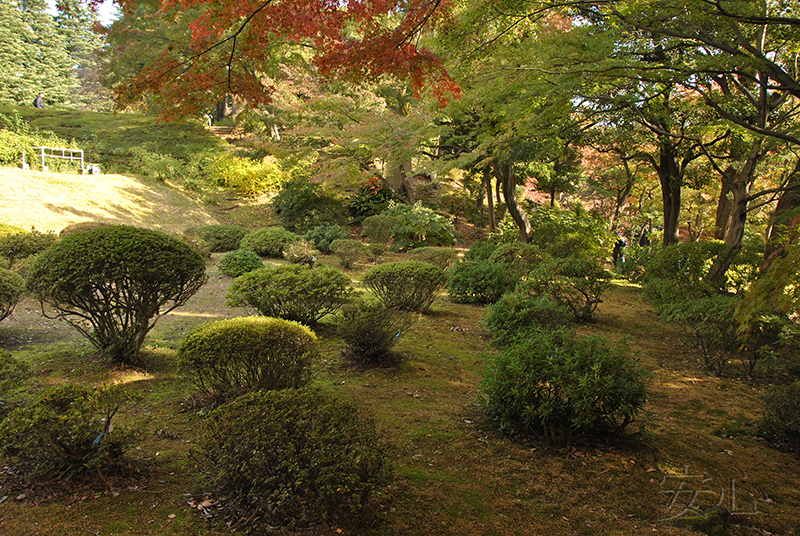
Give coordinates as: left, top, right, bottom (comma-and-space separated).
22, 146, 99, 174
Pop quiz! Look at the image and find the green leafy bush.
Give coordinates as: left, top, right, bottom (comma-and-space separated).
202, 389, 392, 531
0, 384, 139, 478
409, 247, 458, 270
59, 221, 110, 238
465, 240, 499, 262
337, 301, 415, 366
330, 238, 368, 269
0, 267, 24, 322
0, 351, 30, 417
196, 224, 248, 252
218, 249, 263, 277
227, 264, 354, 325
487, 242, 549, 279
481, 328, 649, 446
240, 226, 300, 258
283, 239, 319, 267
271, 179, 349, 232
179, 316, 316, 405
26, 225, 207, 365
482, 292, 574, 347
348, 177, 397, 218
527, 205, 615, 261
523, 256, 611, 322
614, 242, 662, 282
380, 202, 458, 250
446, 260, 517, 305
365, 242, 387, 262
362, 261, 446, 311
0, 228, 58, 267
0, 112, 78, 168
303, 224, 350, 253
361, 214, 397, 243
206, 153, 287, 197
758, 382, 800, 453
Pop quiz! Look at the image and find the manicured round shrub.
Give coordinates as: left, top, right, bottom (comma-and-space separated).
195, 224, 248, 252
26, 225, 207, 365
362, 261, 447, 311
303, 223, 350, 253
337, 302, 415, 366
240, 226, 301, 258
283, 239, 319, 267
361, 214, 397, 243
227, 264, 354, 325
0, 384, 139, 478
482, 291, 574, 347
465, 240, 499, 262
409, 247, 458, 269
380, 202, 458, 249
202, 389, 392, 531
0, 228, 58, 267
481, 328, 649, 446
0, 267, 24, 322
758, 382, 800, 453
446, 260, 517, 305
487, 242, 549, 279
59, 221, 111, 238
330, 238, 368, 269
218, 248, 263, 277
365, 242, 387, 262
179, 316, 316, 405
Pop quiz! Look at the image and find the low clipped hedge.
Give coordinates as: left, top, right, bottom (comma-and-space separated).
240, 226, 301, 258
481, 328, 649, 446
0, 267, 24, 322
446, 260, 517, 305
227, 264, 354, 325
202, 389, 392, 532
218, 248, 263, 277
179, 316, 316, 405
195, 224, 248, 252
362, 261, 447, 312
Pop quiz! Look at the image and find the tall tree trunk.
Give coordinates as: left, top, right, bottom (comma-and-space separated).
484, 165, 496, 231
388, 160, 415, 204
493, 160, 532, 242
714, 170, 733, 240
765, 171, 800, 262
658, 138, 682, 246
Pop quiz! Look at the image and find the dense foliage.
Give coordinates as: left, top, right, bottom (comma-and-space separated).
0, 228, 58, 267
202, 389, 392, 531
218, 248, 263, 277
195, 224, 248, 252
271, 179, 349, 232
482, 292, 574, 347
179, 316, 316, 405
227, 264, 354, 325
240, 226, 300, 258
446, 260, 517, 305
758, 382, 800, 454
303, 223, 350, 253
0, 267, 24, 322
380, 202, 459, 250
330, 238, 368, 269
337, 301, 415, 366
409, 246, 458, 269
481, 328, 649, 446
362, 260, 447, 311
25, 225, 207, 364
524, 256, 612, 323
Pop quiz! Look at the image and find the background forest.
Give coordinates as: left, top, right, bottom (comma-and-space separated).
2, 1, 800, 535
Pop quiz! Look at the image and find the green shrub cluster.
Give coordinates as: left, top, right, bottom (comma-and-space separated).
271, 179, 349, 232
482, 292, 573, 347
481, 328, 649, 446
240, 226, 300, 258
523, 255, 611, 322
206, 153, 286, 197
527, 205, 614, 261
0, 384, 139, 478
218, 249, 263, 277
0, 228, 58, 267
465, 240, 499, 262
446, 260, 517, 305
362, 261, 446, 311
758, 382, 800, 454
303, 223, 350, 253
348, 177, 397, 218
380, 202, 459, 250
59, 221, 110, 238
409, 247, 458, 270
202, 389, 392, 531
26, 225, 207, 364
196, 224, 248, 252
0, 267, 24, 322
361, 214, 396, 244
179, 316, 316, 405
0, 113, 79, 170
615, 242, 662, 282
487, 242, 549, 279
330, 238, 368, 269
227, 264, 353, 325
283, 239, 319, 267
0, 351, 30, 417
337, 301, 415, 366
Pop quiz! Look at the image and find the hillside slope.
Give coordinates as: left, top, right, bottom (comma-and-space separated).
0, 167, 219, 234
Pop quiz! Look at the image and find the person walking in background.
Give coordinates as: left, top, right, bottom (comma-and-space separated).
33, 92, 45, 109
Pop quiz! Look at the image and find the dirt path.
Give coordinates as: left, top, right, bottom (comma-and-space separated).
0, 167, 219, 234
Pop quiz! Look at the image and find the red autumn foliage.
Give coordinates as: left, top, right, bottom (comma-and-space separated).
107, 0, 460, 120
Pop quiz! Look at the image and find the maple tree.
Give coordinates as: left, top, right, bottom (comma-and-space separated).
103, 0, 460, 120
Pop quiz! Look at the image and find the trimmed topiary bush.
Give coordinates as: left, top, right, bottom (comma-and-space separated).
362, 261, 446, 312
330, 238, 368, 269
0, 228, 58, 268
240, 226, 301, 258
0, 267, 24, 322
758, 382, 800, 453
227, 264, 354, 325
337, 301, 415, 366
0, 384, 140, 478
26, 225, 207, 365
481, 328, 649, 446
482, 291, 574, 347
303, 224, 350, 253
195, 224, 248, 252
361, 214, 397, 244
487, 242, 549, 279
446, 260, 517, 305
202, 389, 392, 532
409, 247, 458, 270
218, 249, 263, 277
179, 316, 316, 405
